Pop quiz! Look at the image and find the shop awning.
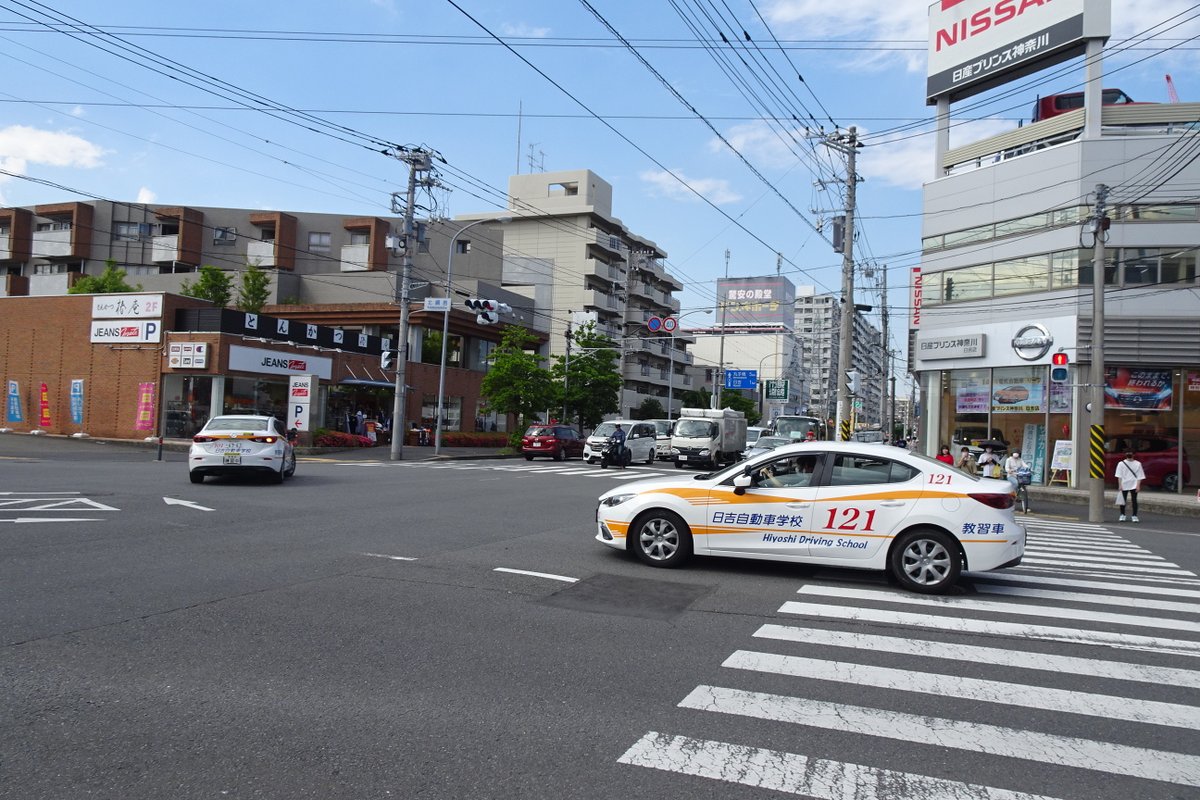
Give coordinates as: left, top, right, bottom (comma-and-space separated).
339, 378, 396, 388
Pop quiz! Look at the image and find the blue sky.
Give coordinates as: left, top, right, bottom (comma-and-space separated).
0, 0, 1195, 355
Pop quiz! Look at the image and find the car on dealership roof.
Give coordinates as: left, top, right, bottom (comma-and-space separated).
595, 440, 1024, 594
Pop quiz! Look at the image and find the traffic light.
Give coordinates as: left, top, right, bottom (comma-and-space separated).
845, 370, 861, 396
466, 298, 499, 325
380, 350, 395, 370
1050, 352, 1069, 384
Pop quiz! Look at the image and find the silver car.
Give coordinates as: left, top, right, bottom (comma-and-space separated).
188, 414, 296, 484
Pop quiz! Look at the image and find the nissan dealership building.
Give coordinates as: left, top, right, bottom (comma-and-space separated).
912, 0, 1200, 492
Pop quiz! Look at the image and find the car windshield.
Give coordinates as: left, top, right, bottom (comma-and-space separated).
205, 417, 270, 432
652, 420, 672, 436
675, 420, 717, 438
753, 437, 790, 450
593, 422, 618, 437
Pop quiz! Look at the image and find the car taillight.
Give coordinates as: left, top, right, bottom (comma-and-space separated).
250, 436, 278, 444
969, 492, 1015, 510
193, 435, 216, 443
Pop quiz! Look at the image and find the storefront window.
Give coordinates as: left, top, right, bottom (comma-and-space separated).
224, 376, 287, 418
162, 374, 212, 438
992, 366, 1048, 482
422, 394, 461, 432
1104, 366, 1188, 493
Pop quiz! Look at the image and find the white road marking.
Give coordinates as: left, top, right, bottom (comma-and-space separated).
680, 685, 1200, 787
0, 517, 105, 524
0, 491, 81, 495
0, 498, 119, 511
1010, 565, 1200, 586
360, 552, 417, 561
162, 497, 213, 512
975, 584, 1200, 615
753, 624, 1200, 689
492, 567, 577, 583
778, 602, 1200, 656
619, 731, 1065, 800
1022, 550, 1172, 566
968, 572, 1200, 598
1017, 556, 1193, 576
1025, 542, 1160, 556
796, 585, 1200, 634
722, 650, 1200, 729
609, 472, 652, 480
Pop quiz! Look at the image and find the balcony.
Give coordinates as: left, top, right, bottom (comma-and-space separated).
584, 288, 619, 311
33, 228, 73, 259
340, 243, 370, 272
588, 229, 625, 258
246, 239, 278, 268
151, 234, 178, 263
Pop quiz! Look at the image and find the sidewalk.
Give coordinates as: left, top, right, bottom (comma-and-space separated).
1030, 483, 1200, 518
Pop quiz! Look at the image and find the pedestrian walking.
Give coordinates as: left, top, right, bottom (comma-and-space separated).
1115, 450, 1146, 522
956, 446, 977, 475
936, 445, 955, 465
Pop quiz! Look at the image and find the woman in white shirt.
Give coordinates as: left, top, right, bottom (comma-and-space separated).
1002, 450, 1029, 491
1115, 450, 1146, 522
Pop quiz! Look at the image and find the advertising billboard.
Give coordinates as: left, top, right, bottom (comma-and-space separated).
926, 0, 1110, 103
717, 275, 796, 329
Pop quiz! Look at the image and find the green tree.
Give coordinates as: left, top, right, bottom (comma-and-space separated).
178, 264, 232, 307
236, 263, 272, 312
68, 259, 141, 294
634, 398, 666, 420
549, 322, 621, 429
480, 325, 555, 444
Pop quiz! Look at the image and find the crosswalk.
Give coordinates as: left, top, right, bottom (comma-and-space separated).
618, 519, 1200, 799
329, 458, 680, 480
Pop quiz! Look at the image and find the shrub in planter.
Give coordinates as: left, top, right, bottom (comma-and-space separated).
313, 430, 374, 448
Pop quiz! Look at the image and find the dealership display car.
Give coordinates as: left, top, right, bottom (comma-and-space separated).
596, 441, 1025, 594
188, 415, 296, 484
1104, 433, 1191, 492
521, 425, 585, 461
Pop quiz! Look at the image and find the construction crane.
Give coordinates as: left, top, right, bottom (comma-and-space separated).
1166, 74, 1180, 103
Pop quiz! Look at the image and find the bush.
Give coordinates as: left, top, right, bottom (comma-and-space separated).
313, 430, 374, 448
406, 430, 510, 447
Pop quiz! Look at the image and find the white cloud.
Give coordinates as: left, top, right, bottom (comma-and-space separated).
763, 0, 927, 72
708, 120, 818, 170
640, 169, 743, 205
860, 118, 1015, 190
500, 22, 551, 38
70, 105, 85, 118
136, 186, 157, 203
0, 125, 105, 182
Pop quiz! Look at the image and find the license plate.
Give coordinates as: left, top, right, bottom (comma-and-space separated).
532, 442, 541, 447
223, 453, 242, 465
678, 455, 687, 461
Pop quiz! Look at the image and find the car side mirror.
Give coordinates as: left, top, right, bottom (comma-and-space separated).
733, 473, 752, 495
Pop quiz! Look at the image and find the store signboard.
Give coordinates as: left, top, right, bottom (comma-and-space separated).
90, 320, 161, 343
1189, 371, 1200, 392
229, 345, 332, 380
717, 276, 796, 329
91, 293, 164, 319
955, 382, 990, 413
1104, 367, 1172, 411
289, 375, 314, 431
991, 367, 1045, 413
167, 342, 209, 369
917, 333, 984, 360
5, 380, 22, 423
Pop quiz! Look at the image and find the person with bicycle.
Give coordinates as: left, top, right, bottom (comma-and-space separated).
1003, 450, 1032, 511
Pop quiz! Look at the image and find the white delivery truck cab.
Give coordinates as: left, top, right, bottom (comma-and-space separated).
670, 407, 747, 469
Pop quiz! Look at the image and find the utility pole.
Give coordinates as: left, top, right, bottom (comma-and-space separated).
389, 148, 433, 461
1087, 184, 1109, 522
563, 314, 573, 424
880, 263, 889, 433
826, 127, 860, 441
713, 248, 730, 409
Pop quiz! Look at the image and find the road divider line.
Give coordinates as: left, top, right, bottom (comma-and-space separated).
361, 552, 417, 561
680, 685, 1200, 787
493, 567, 578, 583
723, 650, 1200, 729
618, 731, 1066, 800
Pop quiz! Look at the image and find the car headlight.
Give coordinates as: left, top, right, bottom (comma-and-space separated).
670, 447, 680, 455
599, 493, 636, 508
699, 448, 710, 456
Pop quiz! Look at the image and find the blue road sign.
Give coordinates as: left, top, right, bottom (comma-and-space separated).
725, 369, 757, 389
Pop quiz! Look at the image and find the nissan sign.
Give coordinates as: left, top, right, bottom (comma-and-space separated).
1011, 323, 1053, 361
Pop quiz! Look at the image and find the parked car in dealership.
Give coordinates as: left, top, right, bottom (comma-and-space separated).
1104, 433, 1191, 492
521, 425, 585, 461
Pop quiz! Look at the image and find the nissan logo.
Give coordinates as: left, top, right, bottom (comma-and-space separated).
1011, 323, 1053, 361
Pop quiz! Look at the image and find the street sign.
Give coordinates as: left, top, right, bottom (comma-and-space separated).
646, 316, 663, 332
765, 379, 789, 400
423, 297, 451, 312
853, 398, 863, 411
725, 369, 756, 389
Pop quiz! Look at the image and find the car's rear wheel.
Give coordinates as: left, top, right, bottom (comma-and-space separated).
645, 449, 655, 465
889, 528, 962, 594
189, 471, 204, 484
630, 510, 692, 568
553, 447, 565, 462
1164, 472, 1180, 493
284, 453, 296, 478
524, 454, 534, 461
270, 462, 285, 484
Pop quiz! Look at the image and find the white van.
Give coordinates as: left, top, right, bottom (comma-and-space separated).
584, 420, 657, 465
648, 418, 675, 460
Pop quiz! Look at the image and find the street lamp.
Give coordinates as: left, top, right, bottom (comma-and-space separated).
434, 216, 511, 455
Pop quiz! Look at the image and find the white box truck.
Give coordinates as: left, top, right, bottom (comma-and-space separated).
671, 408, 747, 469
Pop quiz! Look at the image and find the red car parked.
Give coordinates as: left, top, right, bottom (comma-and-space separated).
521, 425, 585, 461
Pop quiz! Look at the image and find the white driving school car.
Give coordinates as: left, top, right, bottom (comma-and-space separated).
595, 441, 1024, 594
188, 414, 296, 484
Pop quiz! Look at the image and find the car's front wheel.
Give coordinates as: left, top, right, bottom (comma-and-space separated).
889, 528, 962, 594
630, 510, 692, 568
524, 454, 535, 461
553, 447, 565, 462
1164, 472, 1180, 493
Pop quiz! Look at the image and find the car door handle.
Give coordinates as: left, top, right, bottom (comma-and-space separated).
786, 502, 811, 508
880, 501, 906, 507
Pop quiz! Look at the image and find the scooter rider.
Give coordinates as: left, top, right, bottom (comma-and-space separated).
611, 423, 627, 466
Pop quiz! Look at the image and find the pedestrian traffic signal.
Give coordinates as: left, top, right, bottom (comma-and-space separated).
466, 298, 499, 325
1050, 352, 1069, 384
845, 369, 861, 396
380, 350, 395, 370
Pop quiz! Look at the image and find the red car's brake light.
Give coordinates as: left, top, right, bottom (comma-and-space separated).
193, 435, 216, 443
250, 436, 278, 444
968, 493, 1015, 510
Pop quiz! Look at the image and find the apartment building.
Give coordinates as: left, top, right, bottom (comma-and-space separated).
793, 287, 885, 427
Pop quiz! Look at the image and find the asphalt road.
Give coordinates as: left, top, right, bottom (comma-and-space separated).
2, 436, 1199, 799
